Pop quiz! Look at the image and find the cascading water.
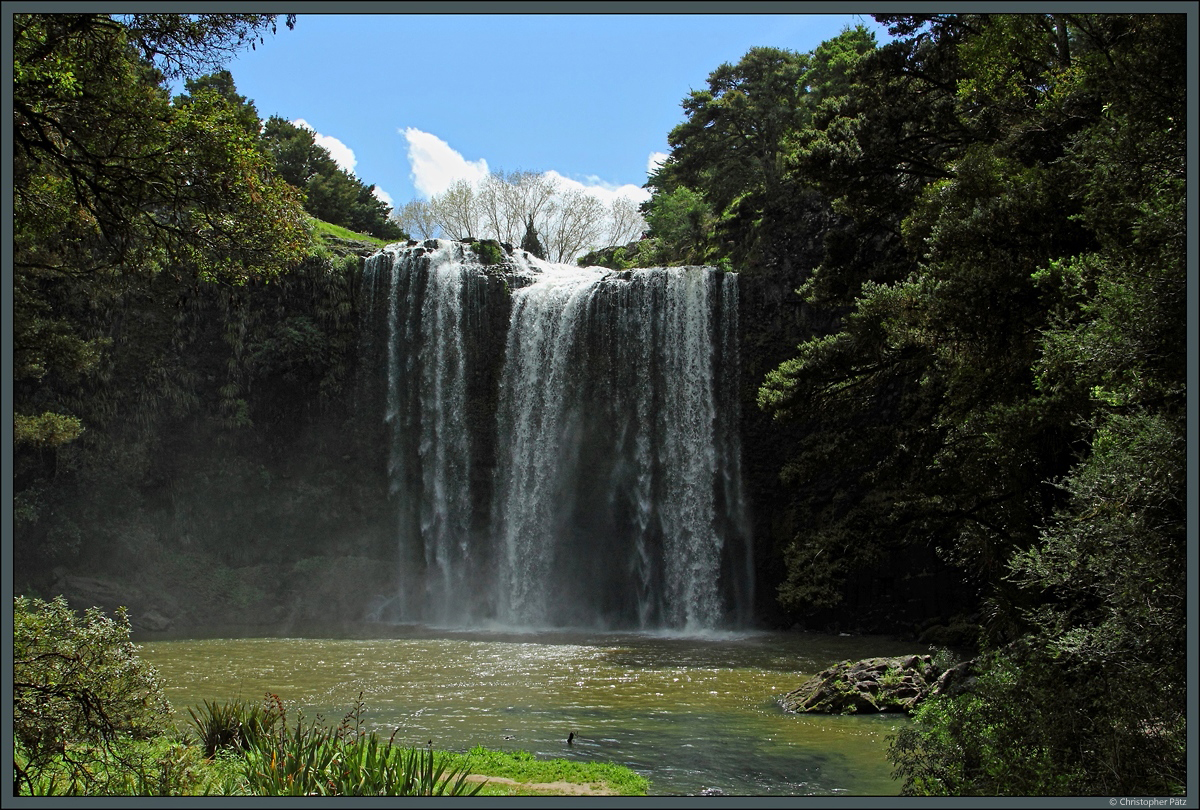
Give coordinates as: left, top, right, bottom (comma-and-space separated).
361, 242, 481, 625
360, 240, 751, 632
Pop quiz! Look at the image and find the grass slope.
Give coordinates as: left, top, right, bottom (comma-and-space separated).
309, 217, 391, 248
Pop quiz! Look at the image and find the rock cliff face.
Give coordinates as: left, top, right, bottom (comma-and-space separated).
26, 232, 974, 637
733, 194, 871, 630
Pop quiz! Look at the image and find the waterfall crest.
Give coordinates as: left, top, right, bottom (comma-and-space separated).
361, 240, 751, 631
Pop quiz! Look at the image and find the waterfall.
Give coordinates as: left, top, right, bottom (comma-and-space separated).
361, 240, 751, 631
363, 242, 478, 624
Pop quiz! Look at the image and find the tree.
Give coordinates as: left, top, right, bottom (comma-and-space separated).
117, 13, 295, 79
641, 186, 713, 265
429, 179, 483, 240
171, 68, 260, 136
12, 13, 310, 457
519, 214, 546, 259
394, 199, 438, 240
756, 13, 1105, 622
540, 188, 607, 263
403, 170, 646, 261
13, 14, 310, 284
476, 170, 558, 246
12, 12, 317, 594
607, 196, 646, 246
646, 28, 876, 269
657, 46, 810, 217
797, 13, 1191, 795
259, 115, 402, 239
261, 115, 333, 188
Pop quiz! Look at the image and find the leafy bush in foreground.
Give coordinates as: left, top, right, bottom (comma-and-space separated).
888, 641, 1186, 796
13, 595, 173, 794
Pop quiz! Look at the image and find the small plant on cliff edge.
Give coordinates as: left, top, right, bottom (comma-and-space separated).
880, 666, 905, 688
472, 240, 504, 266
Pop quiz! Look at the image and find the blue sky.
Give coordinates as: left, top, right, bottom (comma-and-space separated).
209, 12, 891, 214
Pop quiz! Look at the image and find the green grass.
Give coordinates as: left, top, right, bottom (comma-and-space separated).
441, 745, 649, 796
19, 693, 649, 797
17, 738, 650, 797
309, 217, 391, 247
15, 736, 250, 796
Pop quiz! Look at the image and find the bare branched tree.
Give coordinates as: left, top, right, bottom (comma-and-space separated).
542, 189, 607, 263
430, 179, 482, 240
474, 171, 560, 246
410, 171, 646, 261
393, 199, 439, 240
608, 196, 647, 246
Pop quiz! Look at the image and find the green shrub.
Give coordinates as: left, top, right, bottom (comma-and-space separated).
887, 643, 1185, 796
13, 595, 173, 794
14, 736, 220, 797
472, 239, 505, 266
879, 666, 904, 688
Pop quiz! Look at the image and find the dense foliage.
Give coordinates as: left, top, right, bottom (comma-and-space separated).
11, 13, 398, 625
10, 11, 1187, 798
648, 13, 1186, 796
260, 115, 405, 240
13, 595, 173, 794
13, 14, 310, 426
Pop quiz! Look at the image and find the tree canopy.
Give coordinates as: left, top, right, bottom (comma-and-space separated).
259, 116, 404, 240
12, 13, 313, 456
648, 12, 1187, 795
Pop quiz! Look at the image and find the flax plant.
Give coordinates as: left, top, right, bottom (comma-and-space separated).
239, 695, 483, 797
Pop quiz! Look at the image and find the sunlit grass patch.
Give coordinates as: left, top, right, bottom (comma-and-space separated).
442, 745, 650, 796
309, 217, 389, 246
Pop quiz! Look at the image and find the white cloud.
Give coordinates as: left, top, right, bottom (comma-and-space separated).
647, 151, 669, 177
544, 170, 650, 207
373, 186, 393, 209
398, 129, 651, 216
292, 118, 357, 174
401, 128, 490, 198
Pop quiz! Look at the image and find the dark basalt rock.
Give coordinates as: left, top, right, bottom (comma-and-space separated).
780, 654, 945, 714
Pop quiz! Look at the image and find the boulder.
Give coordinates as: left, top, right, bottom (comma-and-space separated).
928, 658, 977, 699
135, 608, 174, 632
780, 654, 943, 714
53, 575, 133, 613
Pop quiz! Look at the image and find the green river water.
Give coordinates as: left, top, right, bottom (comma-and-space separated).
139, 626, 925, 796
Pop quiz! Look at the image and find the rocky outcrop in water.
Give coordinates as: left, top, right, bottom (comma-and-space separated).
780, 654, 952, 714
